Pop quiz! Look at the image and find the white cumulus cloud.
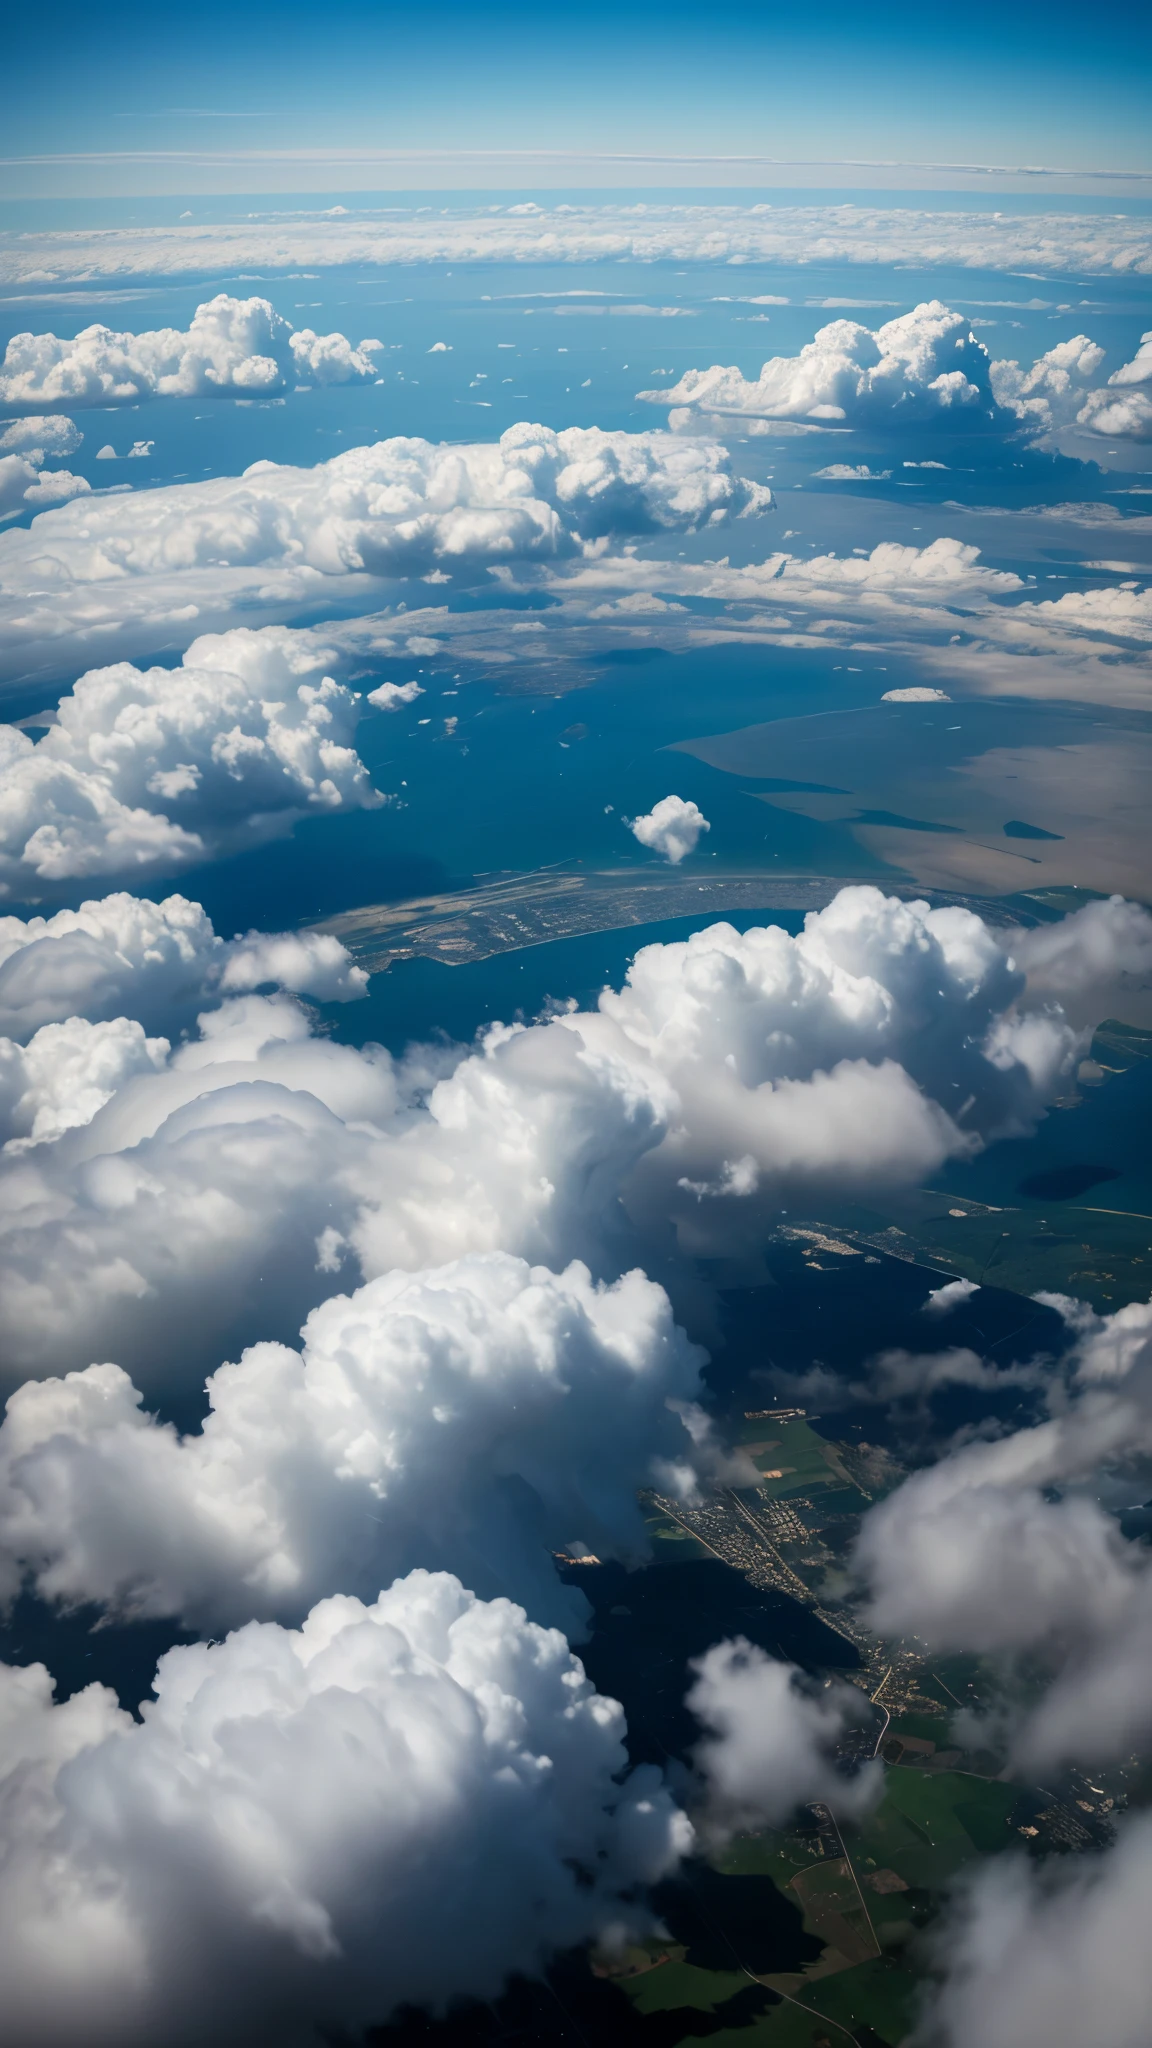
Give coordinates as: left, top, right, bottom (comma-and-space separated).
628, 793, 709, 864
990, 334, 1107, 434
853, 1291, 1152, 1769
1006, 893, 1152, 1031
0, 414, 83, 456
0, 1014, 168, 1148
811, 463, 892, 480
0, 425, 772, 683
367, 678, 423, 709
0, 1573, 690, 2047
0, 886, 1107, 1388
0, 1253, 709, 1632
0, 450, 89, 520
639, 302, 995, 431
0, 294, 383, 409
922, 1276, 981, 1316
0, 626, 382, 891
0, 888, 364, 1042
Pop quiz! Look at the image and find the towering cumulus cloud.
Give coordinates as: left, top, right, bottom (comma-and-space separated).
0, 295, 384, 408
639, 302, 997, 431
0, 1254, 712, 1631
0, 883, 1109, 1384
0, 627, 382, 888
0, 1573, 690, 2047
0, 425, 772, 681
640, 301, 1151, 444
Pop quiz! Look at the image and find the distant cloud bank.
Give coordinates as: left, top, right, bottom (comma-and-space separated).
0, 203, 1148, 285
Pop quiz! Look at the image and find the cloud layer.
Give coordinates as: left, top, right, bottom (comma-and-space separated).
2, 205, 1148, 285
0, 424, 771, 682
0, 1572, 690, 2047
0, 295, 383, 409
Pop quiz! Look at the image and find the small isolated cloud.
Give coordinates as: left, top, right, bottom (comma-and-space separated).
882, 686, 951, 701
0, 295, 383, 409
367, 679, 424, 709
922, 1276, 981, 1315
687, 1638, 882, 1844
0, 1573, 689, 2047
812, 463, 892, 480
589, 591, 687, 617
427, 341, 451, 352
628, 794, 709, 864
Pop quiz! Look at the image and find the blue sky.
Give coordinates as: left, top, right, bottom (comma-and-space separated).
5, 0, 1151, 196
